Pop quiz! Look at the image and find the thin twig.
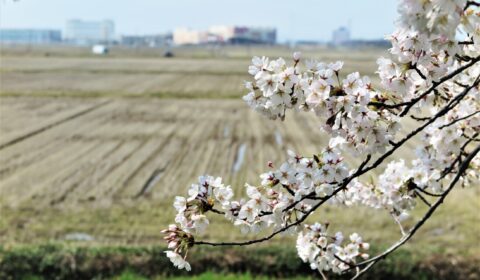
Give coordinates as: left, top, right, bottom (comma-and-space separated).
210, 208, 225, 215
410, 115, 429, 121
352, 144, 480, 278
439, 133, 478, 180
414, 186, 443, 197
194, 78, 479, 247
281, 183, 295, 196
390, 212, 406, 236
359, 77, 480, 177
367, 57, 479, 112
412, 64, 427, 80
415, 191, 432, 207
399, 56, 479, 117
465, 0, 480, 10
438, 110, 480, 129
334, 254, 355, 268
319, 270, 329, 280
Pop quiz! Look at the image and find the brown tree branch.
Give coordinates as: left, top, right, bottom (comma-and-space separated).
439, 133, 479, 180
351, 144, 480, 279
399, 56, 479, 117
438, 110, 480, 129
367, 56, 479, 113
465, 0, 480, 10
194, 77, 479, 247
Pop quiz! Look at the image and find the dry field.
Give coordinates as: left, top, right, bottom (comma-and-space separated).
0, 47, 478, 258
0, 46, 380, 98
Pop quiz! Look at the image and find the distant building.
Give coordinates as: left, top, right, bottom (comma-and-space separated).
0, 29, 62, 45
173, 26, 276, 45
226, 26, 276, 44
65, 19, 115, 45
120, 33, 172, 47
332, 27, 350, 46
208, 26, 235, 42
173, 28, 209, 45
294, 40, 325, 46
343, 39, 390, 48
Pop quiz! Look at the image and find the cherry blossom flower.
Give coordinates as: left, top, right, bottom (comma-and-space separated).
165, 251, 191, 271
163, 0, 480, 274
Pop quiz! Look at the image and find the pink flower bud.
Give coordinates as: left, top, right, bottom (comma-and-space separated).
360, 242, 370, 250
360, 253, 370, 259
293, 52, 301, 61
168, 241, 178, 249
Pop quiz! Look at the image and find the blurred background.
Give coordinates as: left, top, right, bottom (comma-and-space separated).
0, 0, 478, 279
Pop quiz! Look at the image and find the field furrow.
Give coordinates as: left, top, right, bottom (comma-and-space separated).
0, 51, 477, 255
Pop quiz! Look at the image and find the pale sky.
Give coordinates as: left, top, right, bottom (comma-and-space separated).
0, 0, 398, 42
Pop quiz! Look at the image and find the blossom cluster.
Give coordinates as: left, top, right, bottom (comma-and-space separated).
241, 0, 480, 219
378, 0, 479, 106
163, 0, 480, 275
162, 225, 194, 271
332, 0, 480, 219
340, 162, 418, 220
162, 147, 353, 268
166, 146, 350, 236
342, 109, 480, 217
398, 0, 468, 39
338, 92, 480, 219
174, 176, 233, 234
227, 147, 350, 234
341, 89, 480, 216
296, 223, 369, 273
243, 54, 402, 155
411, 82, 480, 187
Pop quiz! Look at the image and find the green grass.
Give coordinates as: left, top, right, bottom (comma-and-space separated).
114, 271, 287, 280
1, 187, 478, 257
114, 271, 313, 280
0, 244, 478, 280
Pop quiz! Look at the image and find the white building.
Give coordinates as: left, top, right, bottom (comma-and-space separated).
173, 28, 209, 45
65, 19, 115, 45
208, 25, 235, 42
0, 29, 61, 45
332, 27, 350, 46
173, 26, 276, 45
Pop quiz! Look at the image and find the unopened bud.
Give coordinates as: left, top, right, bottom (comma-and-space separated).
293, 52, 302, 61
360, 253, 370, 259
360, 242, 370, 250
168, 241, 178, 249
